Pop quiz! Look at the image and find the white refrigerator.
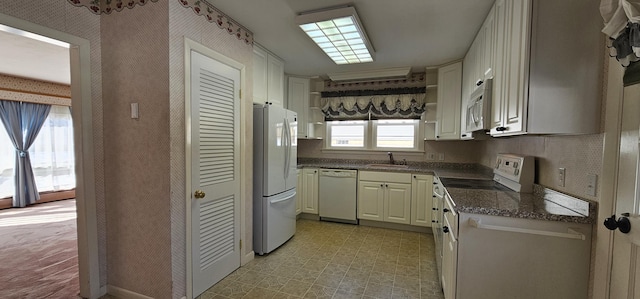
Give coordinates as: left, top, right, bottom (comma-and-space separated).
253, 104, 297, 255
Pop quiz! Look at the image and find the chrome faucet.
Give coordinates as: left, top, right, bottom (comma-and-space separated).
387, 152, 395, 165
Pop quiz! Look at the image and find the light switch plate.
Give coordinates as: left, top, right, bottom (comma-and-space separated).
558, 168, 566, 187
131, 103, 139, 119
427, 153, 435, 160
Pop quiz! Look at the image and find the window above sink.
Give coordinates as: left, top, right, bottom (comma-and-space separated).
325, 119, 423, 152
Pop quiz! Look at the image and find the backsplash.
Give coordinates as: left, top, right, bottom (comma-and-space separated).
298, 133, 604, 202
477, 134, 604, 202
297, 139, 482, 163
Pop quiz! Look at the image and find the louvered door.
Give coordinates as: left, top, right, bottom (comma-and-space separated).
190, 50, 241, 297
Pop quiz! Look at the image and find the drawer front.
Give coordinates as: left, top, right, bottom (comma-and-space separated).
359, 171, 412, 183
444, 193, 458, 236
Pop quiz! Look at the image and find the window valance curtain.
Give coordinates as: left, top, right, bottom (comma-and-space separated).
321, 93, 427, 120
601, 0, 640, 66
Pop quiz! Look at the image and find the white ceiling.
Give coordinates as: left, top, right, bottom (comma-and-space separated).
0, 0, 494, 84
210, 0, 495, 77
0, 30, 70, 85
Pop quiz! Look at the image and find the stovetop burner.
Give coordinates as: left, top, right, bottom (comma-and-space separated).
439, 177, 511, 191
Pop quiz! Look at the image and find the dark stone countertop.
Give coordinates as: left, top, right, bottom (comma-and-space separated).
297, 158, 596, 224
445, 185, 596, 224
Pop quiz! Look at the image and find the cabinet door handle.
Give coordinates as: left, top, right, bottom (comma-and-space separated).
380, 184, 384, 187
443, 208, 450, 213
443, 226, 450, 233
496, 126, 507, 132
385, 184, 388, 187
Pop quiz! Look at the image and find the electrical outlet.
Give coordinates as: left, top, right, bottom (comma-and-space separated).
558, 168, 566, 187
587, 174, 597, 196
438, 153, 445, 161
427, 152, 436, 160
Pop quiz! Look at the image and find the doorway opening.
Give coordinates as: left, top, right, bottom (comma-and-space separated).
0, 12, 100, 298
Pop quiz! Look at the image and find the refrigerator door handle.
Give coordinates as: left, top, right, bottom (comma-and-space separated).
283, 118, 290, 179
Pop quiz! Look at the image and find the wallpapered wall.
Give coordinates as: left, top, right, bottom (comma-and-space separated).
101, 1, 173, 297
0, 74, 71, 106
0, 0, 108, 288
4, 1, 254, 298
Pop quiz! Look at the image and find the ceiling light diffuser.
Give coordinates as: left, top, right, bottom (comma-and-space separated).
295, 6, 374, 65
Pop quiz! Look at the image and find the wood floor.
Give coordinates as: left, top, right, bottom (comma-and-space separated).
0, 199, 79, 298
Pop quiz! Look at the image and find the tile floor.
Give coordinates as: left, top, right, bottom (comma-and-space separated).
197, 219, 444, 299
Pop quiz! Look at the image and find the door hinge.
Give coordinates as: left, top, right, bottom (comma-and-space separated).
239, 239, 242, 250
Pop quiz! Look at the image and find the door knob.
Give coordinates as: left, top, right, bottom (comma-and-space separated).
618, 215, 631, 234
604, 215, 618, 230
604, 214, 632, 233
194, 190, 206, 199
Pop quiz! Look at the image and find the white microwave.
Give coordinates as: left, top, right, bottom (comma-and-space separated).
466, 79, 492, 132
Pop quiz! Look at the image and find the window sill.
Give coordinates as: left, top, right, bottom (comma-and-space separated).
321, 148, 425, 156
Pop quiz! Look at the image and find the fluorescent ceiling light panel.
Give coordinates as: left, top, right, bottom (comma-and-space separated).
295, 6, 374, 65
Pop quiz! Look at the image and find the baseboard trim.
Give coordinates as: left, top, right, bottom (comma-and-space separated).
298, 213, 320, 220
359, 220, 431, 233
241, 251, 254, 266
106, 285, 153, 299
100, 285, 108, 298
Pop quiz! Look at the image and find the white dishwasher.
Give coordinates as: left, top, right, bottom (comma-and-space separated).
319, 169, 358, 224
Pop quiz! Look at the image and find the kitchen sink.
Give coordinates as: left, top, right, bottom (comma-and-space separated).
367, 164, 409, 169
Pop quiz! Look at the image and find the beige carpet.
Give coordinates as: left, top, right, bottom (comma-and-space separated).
0, 199, 79, 298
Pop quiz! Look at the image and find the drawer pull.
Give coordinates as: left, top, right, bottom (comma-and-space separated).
468, 218, 585, 240
443, 226, 449, 233
443, 208, 450, 213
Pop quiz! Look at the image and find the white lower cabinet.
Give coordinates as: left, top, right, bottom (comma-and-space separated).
302, 168, 318, 214
357, 181, 385, 221
411, 174, 434, 227
296, 169, 302, 215
442, 193, 458, 299
357, 171, 420, 225
384, 183, 412, 224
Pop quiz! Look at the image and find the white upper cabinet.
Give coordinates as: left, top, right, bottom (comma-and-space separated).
487, 0, 602, 136
436, 62, 463, 140
253, 44, 284, 107
287, 77, 324, 139
253, 46, 268, 105
287, 76, 310, 139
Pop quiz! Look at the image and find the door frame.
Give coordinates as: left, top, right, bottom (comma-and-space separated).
184, 38, 248, 299
593, 57, 625, 298
0, 12, 100, 299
